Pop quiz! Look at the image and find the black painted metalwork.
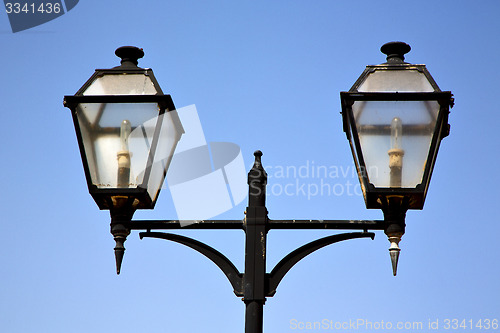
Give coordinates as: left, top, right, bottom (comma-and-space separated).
63, 46, 181, 211
266, 232, 374, 296
340, 43, 454, 210
65, 42, 453, 333
341, 91, 453, 210
129, 219, 386, 231
139, 231, 244, 296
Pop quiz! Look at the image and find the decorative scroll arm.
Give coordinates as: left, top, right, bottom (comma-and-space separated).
266, 232, 375, 296
139, 232, 244, 296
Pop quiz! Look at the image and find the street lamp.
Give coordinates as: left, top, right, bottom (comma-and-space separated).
64, 42, 452, 333
341, 41, 453, 274
63, 46, 184, 273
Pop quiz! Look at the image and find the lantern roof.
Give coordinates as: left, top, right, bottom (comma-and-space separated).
75, 46, 164, 97
349, 41, 441, 93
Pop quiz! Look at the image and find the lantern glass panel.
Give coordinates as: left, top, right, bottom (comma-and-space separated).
352, 100, 440, 188
76, 102, 160, 189
144, 110, 182, 203
358, 70, 434, 92
83, 74, 158, 95
348, 124, 367, 195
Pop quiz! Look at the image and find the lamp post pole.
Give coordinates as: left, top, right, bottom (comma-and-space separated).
244, 150, 268, 333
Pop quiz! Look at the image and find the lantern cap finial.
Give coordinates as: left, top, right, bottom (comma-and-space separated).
115, 46, 144, 67
381, 42, 411, 63
247, 150, 267, 207
249, 150, 265, 183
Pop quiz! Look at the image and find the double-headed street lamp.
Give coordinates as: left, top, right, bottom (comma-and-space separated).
63, 42, 453, 333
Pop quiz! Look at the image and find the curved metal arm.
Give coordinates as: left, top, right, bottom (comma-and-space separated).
139, 232, 244, 296
266, 232, 375, 296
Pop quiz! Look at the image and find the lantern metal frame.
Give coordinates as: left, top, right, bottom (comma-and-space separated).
340, 91, 453, 209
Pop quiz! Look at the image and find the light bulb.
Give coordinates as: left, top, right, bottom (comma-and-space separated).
388, 117, 404, 187
390, 117, 402, 149
117, 119, 132, 188
120, 119, 131, 151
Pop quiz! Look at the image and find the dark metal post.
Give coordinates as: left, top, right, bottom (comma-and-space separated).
244, 151, 268, 333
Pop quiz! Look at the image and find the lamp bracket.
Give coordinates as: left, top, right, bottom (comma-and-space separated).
135, 220, 382, 298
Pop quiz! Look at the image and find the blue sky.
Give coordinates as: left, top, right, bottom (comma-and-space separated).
1, 1, 499, 332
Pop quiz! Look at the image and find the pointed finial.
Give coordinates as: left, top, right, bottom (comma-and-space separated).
388, 235, 402, 276
110, 213, 132, 275
381, 196, 407, 276
114, 237, 126, 275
